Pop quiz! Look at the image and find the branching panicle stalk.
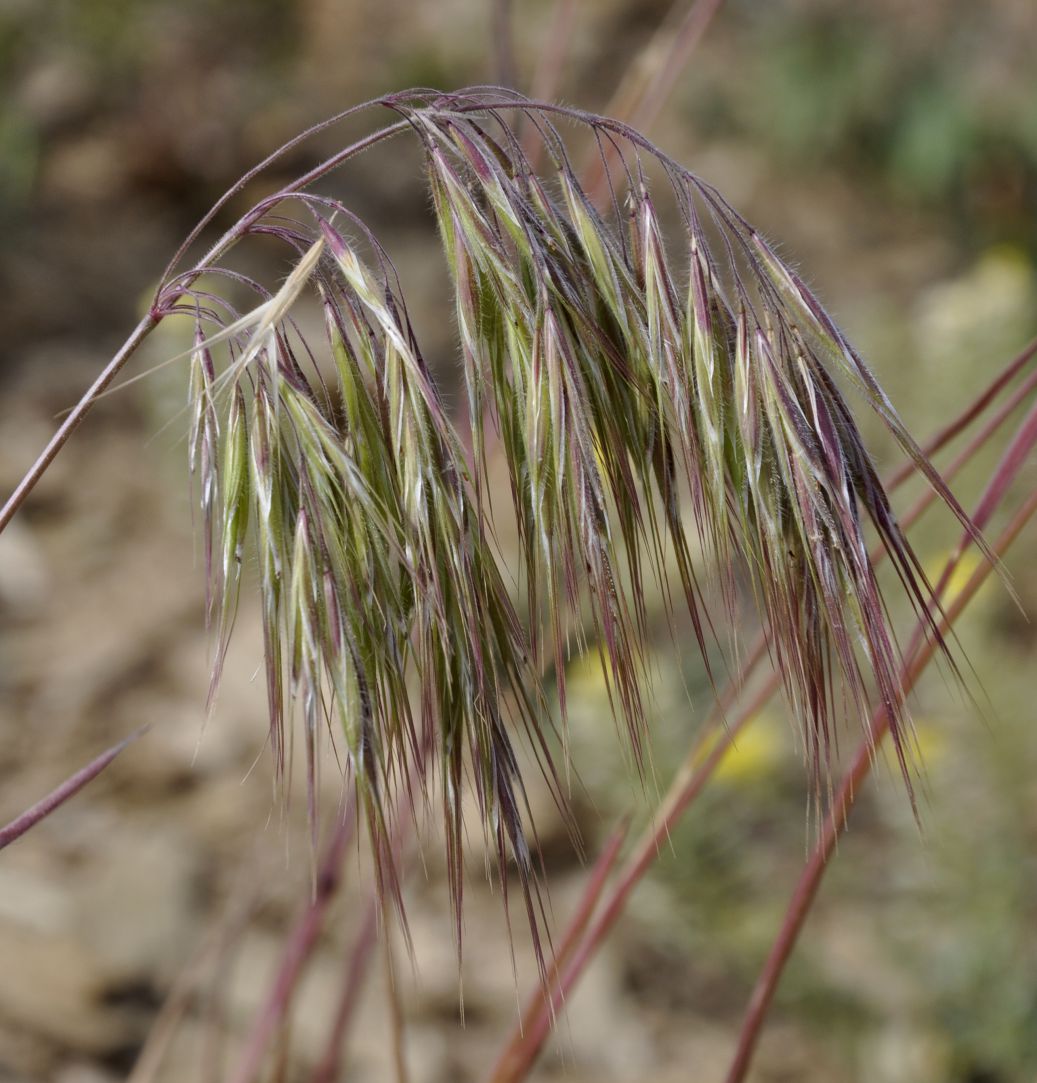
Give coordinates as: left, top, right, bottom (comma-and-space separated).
3, 87, 984, 954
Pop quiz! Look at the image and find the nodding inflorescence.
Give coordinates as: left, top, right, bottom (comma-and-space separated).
161, 87, 979, 950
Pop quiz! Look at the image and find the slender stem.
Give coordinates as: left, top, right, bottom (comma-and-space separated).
724, 400, 1037, 1083
629, 0, 726, 132
177, 121, 411, 293
0, 726, 147, 850
489, 340, 1037, 1082
492, 0, 518, 90
726, 490, 1037, 1081
887, 335, 1037, 490
310, 893, 380, 1083
128, 865, 260, 1083
486, 820, 629, 1083
228, 799, 357, 1083
381, 906, 411, 1083
537, 820, 630, 984
156, 102, 408, 289
236, 725, 428, 1083
489, 674, 772, 1083
582, 0, 725, 203
899, 359, 1037, 533
0, 313, 156, 534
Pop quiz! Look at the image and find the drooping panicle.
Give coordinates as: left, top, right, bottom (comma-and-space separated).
174, 87, 978, 953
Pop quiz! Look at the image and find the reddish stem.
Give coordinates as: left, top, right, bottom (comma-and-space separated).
0, 726, 147, 850
490, 342, 1037, 1083
582, 0, 725, 204
0, 314, 156, 534
725, 400, 1037, 1082
725, 486, 1037, 1081
887, 335, 1037, 490
487, 668, 775, 1083
310, 893, 380, 1083
486, 820, 629, 1083
228, 800, 357, 1083
629, 0, 727, 132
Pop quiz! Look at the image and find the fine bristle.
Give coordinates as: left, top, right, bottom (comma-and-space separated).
169, 87, 976, 955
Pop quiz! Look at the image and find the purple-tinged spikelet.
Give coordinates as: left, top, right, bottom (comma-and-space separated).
165, 88, 979, 951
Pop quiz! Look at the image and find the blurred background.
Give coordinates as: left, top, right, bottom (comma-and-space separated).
1, 2, 1036, 1081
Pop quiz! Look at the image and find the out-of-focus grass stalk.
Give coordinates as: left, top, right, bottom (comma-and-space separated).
626, 0, 726, 132
381, 906, 411, 1083
484, 674, 778, 1083
726, 499, 1037, 1077
487, 337, 1037, 1083
0, 116, 413, 535
725, 399, 1037, 1081
127, 866, 260, 1083
310, 892, 380, 1083
485, 821, 629, 1083
887, 336, 1037, 490
0, 316, 156, 533
524, 0, 581, 166
582, 0, 726, 205
522, 0, 720, 183
233, 729, 428, 1083
0, 726, 147, 850
228, 794, 358, 1083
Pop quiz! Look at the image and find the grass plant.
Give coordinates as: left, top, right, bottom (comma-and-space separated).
2, 77, 1034, 1083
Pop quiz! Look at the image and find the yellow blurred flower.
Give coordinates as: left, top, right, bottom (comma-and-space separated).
565, 647, 616, 708
696, 710, 786, 786
910, 717, 948, 767
924, 548, 987, 609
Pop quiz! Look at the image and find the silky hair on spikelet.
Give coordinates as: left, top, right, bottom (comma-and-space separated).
162, 87, 983, 957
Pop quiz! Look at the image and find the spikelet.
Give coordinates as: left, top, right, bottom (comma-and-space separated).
170, 88, 976, 953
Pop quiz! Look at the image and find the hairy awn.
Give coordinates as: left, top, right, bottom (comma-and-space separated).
95, 87, 983, 950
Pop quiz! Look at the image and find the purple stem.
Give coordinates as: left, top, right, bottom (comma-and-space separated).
228, 798, 357, 1083
724, 397, 1037, 1083
0, 314, 156, 534
488, 339, 1037, 1082
0, 726, 148, 850
310, 892, 381, 1083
